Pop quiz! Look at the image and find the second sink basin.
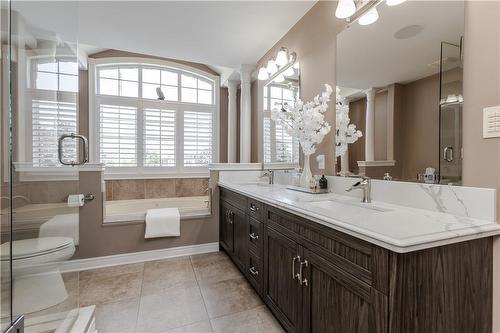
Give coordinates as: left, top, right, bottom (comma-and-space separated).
302, 199, 390, 224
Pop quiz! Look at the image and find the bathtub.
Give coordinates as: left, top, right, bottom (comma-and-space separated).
104, 196, 211, 224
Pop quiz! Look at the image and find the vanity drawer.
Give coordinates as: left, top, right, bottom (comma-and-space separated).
266, 205, 385, 289
220, 188, 247, 212
246, 252, 262, 295
247, 198, 263, 221
248, 217, 263, 256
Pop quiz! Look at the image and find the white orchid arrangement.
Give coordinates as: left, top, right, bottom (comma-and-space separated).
271, 84, 333, 156
335, 87, 362, 157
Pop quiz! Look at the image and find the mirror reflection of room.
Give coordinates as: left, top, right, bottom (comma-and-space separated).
336, 1, 464, 184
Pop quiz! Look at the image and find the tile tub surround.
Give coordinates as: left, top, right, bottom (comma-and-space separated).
105, 178, 209, 201
31, 252, 283, 333
217, 180, 500, 253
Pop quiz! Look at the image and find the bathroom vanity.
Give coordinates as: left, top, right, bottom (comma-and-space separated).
218, 181, 498, 333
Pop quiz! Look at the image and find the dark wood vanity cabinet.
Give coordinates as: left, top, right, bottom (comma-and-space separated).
219, 188, 493, 333
219, 197, 247, 271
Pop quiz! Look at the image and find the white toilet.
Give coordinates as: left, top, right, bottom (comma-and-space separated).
0, 234, 76, 316
0, 237, 75, 268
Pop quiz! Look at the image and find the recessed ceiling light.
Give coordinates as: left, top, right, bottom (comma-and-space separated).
394, 25, 424, 39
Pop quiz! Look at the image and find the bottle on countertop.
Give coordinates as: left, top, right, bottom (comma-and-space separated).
319, 175, 328, 190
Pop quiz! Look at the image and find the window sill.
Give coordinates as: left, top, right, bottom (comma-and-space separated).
103, 169, 210, 180
13, 163, 105, 182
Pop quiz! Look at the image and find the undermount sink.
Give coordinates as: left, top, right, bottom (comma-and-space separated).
302, 199, 391, 223
238, 182, 273, 187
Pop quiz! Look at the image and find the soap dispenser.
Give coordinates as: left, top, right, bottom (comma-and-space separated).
319, 175, 328, 190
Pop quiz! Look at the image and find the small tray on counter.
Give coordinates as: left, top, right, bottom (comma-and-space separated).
286, 185, 329, 194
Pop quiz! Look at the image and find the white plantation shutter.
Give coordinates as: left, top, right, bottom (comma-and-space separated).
143, 108, 176, 167
264, 116, 272, 163
32, 99, 77, 167
99, 104, 137, 167
275, 123, 299, 163
183, 111, 213, 167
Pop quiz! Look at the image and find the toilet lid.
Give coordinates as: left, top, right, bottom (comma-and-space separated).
0, 237, 74, 260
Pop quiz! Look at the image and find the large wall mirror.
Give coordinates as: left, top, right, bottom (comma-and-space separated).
336, 0, 464, 185
262, 63, 300, 166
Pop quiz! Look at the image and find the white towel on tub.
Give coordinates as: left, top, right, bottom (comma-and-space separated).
145, 208, 180, 238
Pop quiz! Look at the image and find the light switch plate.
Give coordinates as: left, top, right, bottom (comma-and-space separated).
483, 106, 500, 138
316, 154, 325, 170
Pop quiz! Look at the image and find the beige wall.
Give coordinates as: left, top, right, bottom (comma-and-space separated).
253, 1, 344, 175
462, 2, 500, 331
400, 73, 440, 180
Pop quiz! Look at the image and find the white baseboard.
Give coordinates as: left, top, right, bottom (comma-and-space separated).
60, 242, 219, 273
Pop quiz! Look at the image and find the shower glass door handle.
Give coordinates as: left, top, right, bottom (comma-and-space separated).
58, 133, 89, 166
443, 146, 454, 162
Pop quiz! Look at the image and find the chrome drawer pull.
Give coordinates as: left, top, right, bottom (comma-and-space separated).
249, 232, 259, 240
299, 260, 308, 286
292, 256, 300, 280
249, 203, 260, 212
249, 266, 259, 276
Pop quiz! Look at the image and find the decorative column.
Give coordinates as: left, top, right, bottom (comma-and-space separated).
364, 88, 376, 162
239, 65, 253, 163
340, 145, 350, 176
227, 80, 238, 163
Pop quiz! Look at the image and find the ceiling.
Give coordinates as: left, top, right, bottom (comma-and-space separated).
336, 0, 464, 95
12, 1, 316, 81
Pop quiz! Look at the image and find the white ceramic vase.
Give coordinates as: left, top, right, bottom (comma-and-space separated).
300, 154, 313, 188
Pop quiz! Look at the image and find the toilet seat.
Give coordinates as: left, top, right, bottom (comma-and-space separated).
0, 237, 75, 266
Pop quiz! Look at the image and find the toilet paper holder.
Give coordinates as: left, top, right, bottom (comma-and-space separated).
84, 194, 95, 202
63, 193, 95, 203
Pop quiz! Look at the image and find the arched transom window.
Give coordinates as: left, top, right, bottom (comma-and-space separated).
89, 58, 219, 177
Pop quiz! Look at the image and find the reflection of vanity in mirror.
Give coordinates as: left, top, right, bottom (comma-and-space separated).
336, 1, 464, 185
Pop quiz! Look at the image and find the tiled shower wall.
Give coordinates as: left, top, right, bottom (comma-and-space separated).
105, 178, 209, 201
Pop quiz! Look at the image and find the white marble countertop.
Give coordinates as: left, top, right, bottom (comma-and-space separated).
218, 181, 500, 253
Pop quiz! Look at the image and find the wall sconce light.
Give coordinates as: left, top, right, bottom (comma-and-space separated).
257, 47, 297, 82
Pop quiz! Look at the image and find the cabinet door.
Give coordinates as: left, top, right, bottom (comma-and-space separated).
231, 206, 248, 271
301, 248, 387, 333
264, 225, 302, 333
220, 201, 234, 253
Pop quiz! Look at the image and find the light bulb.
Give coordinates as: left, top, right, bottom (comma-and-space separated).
266, 59, 278, 75
283, 67, 295, 77
258, 67, 269, 80
335, 0, 356, 19
386, 0, 406, 6
274, 74, 285, 83
358, 7, 379, 26
275, 49, 288, 67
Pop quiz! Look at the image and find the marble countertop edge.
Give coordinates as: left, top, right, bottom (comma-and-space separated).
218, 181, 500, 253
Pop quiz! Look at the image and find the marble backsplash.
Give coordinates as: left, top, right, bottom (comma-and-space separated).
217, 170, 497, 223
325, 176, 497, 222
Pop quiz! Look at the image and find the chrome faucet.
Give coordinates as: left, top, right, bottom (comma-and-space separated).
259, 170, 275, 184
345, 177, 371, 203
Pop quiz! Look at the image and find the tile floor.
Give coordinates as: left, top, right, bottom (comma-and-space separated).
33, 251, 285, 333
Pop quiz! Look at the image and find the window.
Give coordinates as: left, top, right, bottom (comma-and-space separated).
263, 84, 299, 164
29, 57, 79, 167
90, 58, 219, 176
32, 58, 79, 93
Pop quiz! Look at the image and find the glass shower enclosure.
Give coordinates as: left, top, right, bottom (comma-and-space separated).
1, 1, 89, 332
439, 39, 464, 185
